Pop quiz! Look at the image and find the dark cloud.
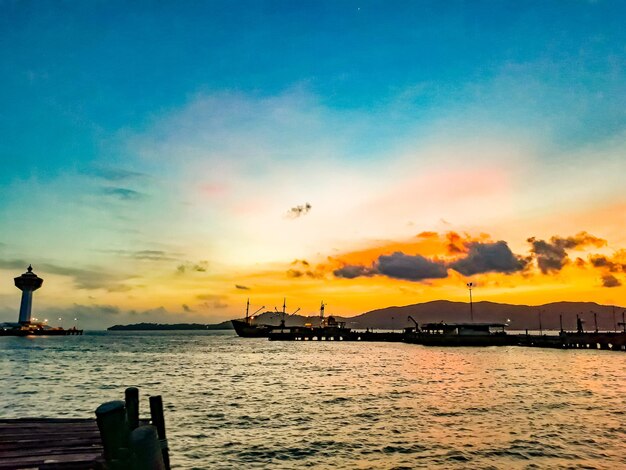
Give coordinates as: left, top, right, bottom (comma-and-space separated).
333, 264, 377, 279
103, 187, 144, 201
378, 252, 448, 281
177, 261, 209, 274
0, 259, 132, 291
449, 241, 527, 276
86, 167, 145, 182
334, 254, 448, 282
0, 259, 30, 271
589, 255, 625, 273
528, 238, 568, 273
529, 232, 606, 274
286, 259, 325, 279
182, 304, 192, 312
555, 232, 606, 250
445, 232, 466, 254
198, 296, 228, 309
98, 249, 181, 262
235, 284, 250, 290
46, 303, 121, 317
291, 259, 310, 266
601, 274, 622, 288
287, 203, 312, 218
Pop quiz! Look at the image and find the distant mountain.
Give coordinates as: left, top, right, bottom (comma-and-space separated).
109, 301, 625, 332
234, 301, 626, 331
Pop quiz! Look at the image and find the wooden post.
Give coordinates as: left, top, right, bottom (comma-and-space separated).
125, 387, 139, 431
130, 425, 166, 470
149, 395, 170, 470
95, 400, 129, 462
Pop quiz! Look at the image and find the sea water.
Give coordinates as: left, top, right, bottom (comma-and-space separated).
1, 331, 624, 469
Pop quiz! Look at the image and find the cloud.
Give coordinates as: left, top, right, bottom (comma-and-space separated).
333, 239, 525, 281
601, 274, 622, 288
285, 259, 324, 279
377, 252, 448, 281
286, 203, 311, 218
334, 253, 447, 281
85, 167, 145, 182
589, 253, 626, 273
102, 187, 144, 201
286, 269, 304, 278
182, 304, 192, 312
449, 241, 528, 276
197, 295, 229, 309
0, 259, 30, 271
176, 261, 209, 273
98, 249, 181, 262
446, 231, 466, 254
235, 284, 250, 290
0, 259, 132, 291
45, 303, 121, 317
528, 232, 607, 274
333, 264, 377, 279
291, 259, 310, 266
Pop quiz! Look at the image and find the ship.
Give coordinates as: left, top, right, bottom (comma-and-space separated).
231, 299, 270, 337
405, 322, 516, 346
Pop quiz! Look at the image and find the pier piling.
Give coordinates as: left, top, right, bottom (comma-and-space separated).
95, 400, 129, 462
130, 425, 166, 470
125, 387, 139, 431
149, 395, 171, 470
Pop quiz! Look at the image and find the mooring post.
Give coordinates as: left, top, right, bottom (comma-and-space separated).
95, 400, 129, 462
125, 387, 139, 431
149, 395, 170, 470
130, 425, 166, 470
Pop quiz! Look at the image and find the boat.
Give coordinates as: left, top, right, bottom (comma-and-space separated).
268, 302, 353, 341
231, 299, 301, 338
231, 299, 271, 338
405, 322, 516, 346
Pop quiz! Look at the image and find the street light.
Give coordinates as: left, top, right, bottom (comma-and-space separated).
466, 282, 474, 322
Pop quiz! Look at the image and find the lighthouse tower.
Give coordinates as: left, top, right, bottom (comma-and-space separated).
14, 265, 44, 324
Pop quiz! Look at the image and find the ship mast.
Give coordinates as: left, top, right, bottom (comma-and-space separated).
245, 298, 250, 325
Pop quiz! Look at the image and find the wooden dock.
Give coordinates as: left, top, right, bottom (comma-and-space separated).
0, 418, 104, 469
0, 388, 171, 470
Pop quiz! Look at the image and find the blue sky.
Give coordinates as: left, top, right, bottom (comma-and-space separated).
2, 0, 624, 178
1, 1, 625, 327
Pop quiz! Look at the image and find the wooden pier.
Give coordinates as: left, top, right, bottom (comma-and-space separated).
517, 331, 626, 351
0, 388, 171, 470
0, 418, 104, 469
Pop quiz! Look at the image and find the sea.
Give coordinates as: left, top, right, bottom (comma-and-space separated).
1, 330, 624, 469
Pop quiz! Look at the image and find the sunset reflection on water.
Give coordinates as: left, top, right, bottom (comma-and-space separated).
1, 331, 624, 469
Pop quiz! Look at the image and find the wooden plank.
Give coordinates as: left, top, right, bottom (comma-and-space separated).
0, 419, 104, 470
0, 452, 103, 470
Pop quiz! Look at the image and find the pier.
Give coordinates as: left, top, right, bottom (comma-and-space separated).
0, 388, 171, 470
266, 322, 626, 351
517, 331, 626, 351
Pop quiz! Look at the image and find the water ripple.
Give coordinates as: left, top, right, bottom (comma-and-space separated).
1, 331, 625, 468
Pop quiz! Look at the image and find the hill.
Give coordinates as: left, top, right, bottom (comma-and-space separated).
235, 301, 625, 331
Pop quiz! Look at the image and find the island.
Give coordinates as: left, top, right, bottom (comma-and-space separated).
107, 321, 233, 331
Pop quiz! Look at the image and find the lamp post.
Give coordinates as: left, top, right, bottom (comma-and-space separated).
466, 282, 474, 322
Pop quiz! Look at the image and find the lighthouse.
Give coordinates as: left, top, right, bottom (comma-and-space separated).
14, 265, 44, 324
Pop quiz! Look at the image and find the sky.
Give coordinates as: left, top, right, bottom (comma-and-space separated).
1, 1, 625, 329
